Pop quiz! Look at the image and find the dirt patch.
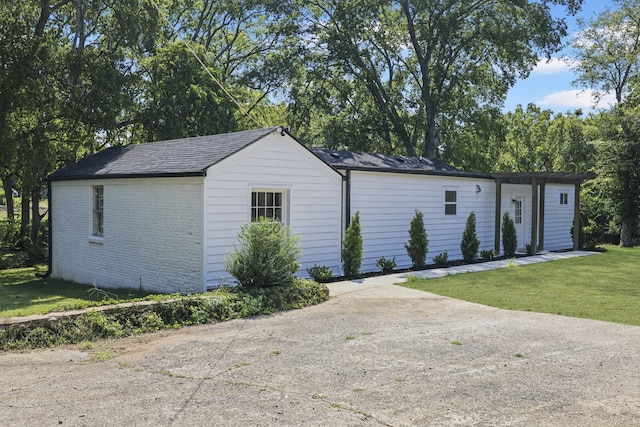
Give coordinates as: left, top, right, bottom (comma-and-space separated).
1, 287, 639, 426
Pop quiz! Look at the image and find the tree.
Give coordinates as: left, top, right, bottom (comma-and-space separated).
297, 0, 582, 158
571, 0, 640, 105
405, 209, 428, 268
502, 212, 518, 258
342, 211, 363, 276
461, 211, 480, 262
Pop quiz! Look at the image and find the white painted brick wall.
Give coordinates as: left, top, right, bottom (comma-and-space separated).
51, 177, 203, 294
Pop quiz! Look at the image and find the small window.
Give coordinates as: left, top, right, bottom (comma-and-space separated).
445, 190, 457, 215
251, 190, 284, 222
93, 186, 104, 236
560, 193, 568, 205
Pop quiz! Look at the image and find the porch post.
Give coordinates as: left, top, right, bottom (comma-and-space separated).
494, 178, 502, 254
530, 177, 538, 254
538, 183, 545, 251
573, 183, 581, 250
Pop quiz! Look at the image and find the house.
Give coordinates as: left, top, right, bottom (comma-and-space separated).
47, 126, 592, 293
48, 127, 343, 293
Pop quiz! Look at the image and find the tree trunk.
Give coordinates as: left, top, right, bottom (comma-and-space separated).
425, 105, 438, 159
31, 190, 41, 244
20, 193, 30, 239
2, 176, 15, 219
619, 219, 634, 247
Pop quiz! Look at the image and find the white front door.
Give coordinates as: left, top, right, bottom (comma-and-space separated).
513, 197, 525, 250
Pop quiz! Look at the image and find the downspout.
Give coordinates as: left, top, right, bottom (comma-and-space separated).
344, 168, 351, 230
36, 179, 52, 278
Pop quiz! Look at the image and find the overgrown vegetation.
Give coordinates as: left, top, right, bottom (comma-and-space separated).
342, 211, 363, 277
433, 252, 448, 266
460, 211, 480, 262
405, 209, 429, 268
0, 278, 328, 351
401, 246, 640, 326
225, 218, 301, 287
0, 217, 48, 270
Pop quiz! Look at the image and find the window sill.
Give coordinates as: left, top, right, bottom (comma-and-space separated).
88, 235, 104, 244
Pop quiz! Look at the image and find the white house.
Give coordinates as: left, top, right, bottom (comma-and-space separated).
48, 127, 592, 293
48, 127, 343, 293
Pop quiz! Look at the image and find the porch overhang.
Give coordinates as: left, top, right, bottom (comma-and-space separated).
492, 172, 596, 254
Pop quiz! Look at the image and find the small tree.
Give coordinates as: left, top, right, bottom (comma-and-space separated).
502, 212, 518, 258
342, 211, 363, 277
404, 209, 429, 268
225, 218, 301, 287
461, 211, 480, 262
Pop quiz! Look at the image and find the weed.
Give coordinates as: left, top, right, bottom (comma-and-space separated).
269, 350, 282, 356
450, 340, 462, 345
514, 353, 524, 358
344, 335, 356, 340
352, 388, 366, 393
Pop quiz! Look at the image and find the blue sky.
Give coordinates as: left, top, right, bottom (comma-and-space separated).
503, 1, 616, 114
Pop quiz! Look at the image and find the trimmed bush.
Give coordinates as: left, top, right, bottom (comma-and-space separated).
502, 212, 518, 258
306, 265, 333, 282
376, 256, 396, 273
405, 209, 429, 268
225, 218, 301, 287
433, 251, 448, 266
342, 211, 363, 277
461, 211, 481, 262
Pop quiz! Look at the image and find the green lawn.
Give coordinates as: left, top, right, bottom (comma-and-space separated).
400, 246, 640, 326
0, 266, 155, 318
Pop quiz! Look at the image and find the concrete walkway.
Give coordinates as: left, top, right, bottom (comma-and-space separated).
327, 250, 599, 298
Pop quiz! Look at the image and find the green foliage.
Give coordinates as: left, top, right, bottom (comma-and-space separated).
225, 218, 301, 287
376, 256, 397, 273
480, 249, 495, 261
502, 212, 518, 258
461, 212, 481, 262
0, 279, 328, 351
342, 212, 363, 277
404, 209, 428, 268
306, 265, 333, 282
433, 252, 448, 266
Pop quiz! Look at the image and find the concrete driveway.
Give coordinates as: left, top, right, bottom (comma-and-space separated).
2, 267, 640, 426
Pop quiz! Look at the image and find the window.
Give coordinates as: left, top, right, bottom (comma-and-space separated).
251, 190, 284, 222
560, 193, 568, 205
444, 190, 457, 215
93, 186, 104, 236
514, 199, 522, 225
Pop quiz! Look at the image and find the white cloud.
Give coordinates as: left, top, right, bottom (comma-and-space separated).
537, 89, 616, 109
531, 57, 576, 75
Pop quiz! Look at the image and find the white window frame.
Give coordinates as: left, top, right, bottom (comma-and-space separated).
250, 188, 289, 224
444, 190, 457, 216
514, 199, 523, 225
92, 185, 104, 237
560, 192, 569, 205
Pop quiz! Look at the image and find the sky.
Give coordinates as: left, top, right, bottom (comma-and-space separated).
503, 1, 617, 114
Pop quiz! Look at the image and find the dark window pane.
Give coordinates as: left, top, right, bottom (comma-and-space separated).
445, 204, 456, 215
258, 192, 265, 206
275, 192, 282, 206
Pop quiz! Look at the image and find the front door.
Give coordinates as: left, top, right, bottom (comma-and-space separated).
513, 197, 525, 250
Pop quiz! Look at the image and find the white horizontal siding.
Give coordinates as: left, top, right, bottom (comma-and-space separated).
544, 184, 575, 250
349, 171, 496, 272
203, 133, 343, 286
51, 178, 203, 294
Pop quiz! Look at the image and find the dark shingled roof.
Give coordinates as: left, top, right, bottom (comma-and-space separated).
312, 149, 492, 179
48, 127, 280, 181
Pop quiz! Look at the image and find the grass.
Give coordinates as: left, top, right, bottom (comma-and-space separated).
400, 246, 640, 326
0, 266, 154, 318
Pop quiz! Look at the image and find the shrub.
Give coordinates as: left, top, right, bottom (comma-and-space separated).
342, 211, 363, 277
306, 265, 333, 282
480, 249, 495, 261
502, 212, 517, 258
461, 211, 480, 262
225, 218, 301, 287
404, 209, 429, 268
376, 256, 396, 273
433, 251, 448, 265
